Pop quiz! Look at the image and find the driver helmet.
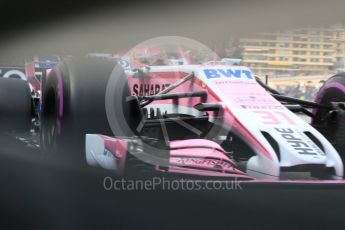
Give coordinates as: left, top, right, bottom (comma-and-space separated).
131, 47, 168, 66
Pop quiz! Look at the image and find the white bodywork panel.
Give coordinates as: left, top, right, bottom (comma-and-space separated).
127, 65, 343, 179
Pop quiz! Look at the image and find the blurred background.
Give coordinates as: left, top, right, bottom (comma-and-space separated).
2, 0, 345, 101
227, 26, 344, 101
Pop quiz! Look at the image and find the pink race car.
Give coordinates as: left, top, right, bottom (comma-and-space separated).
2, 53, 345, 181
82, 57, 344, 181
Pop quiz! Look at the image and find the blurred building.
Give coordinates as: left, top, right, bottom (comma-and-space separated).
239, 25, 345, 78
333, 26, 345, 73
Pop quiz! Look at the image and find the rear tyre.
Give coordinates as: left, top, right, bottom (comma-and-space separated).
312, 73, 345, 164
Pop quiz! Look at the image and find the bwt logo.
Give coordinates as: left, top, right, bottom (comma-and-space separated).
203, 68, 253, 79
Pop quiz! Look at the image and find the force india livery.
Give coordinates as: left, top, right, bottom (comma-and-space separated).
1, 53, 345, 182
86, 63, 343, 180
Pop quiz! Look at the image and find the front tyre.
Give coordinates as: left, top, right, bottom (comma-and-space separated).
312, 73, 345, 165
41, 57, 117, 163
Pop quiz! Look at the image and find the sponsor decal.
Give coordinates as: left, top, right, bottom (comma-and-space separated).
241, 105, 284, 110
103, 148, 115, 158
236, 95, 284, 110
118, 59, 130, 69
173, 157, 235, 170
254, 111, 295, 125
0, 67, 26, 80
203, 68, 253, 79
275, 128, 323, 156
34, 56, 60, 69
132, 83, 170, 96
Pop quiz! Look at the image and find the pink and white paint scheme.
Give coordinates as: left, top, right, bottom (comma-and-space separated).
86, 64, 344, 180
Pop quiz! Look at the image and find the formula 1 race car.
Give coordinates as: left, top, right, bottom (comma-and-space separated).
1, 54, 345, 181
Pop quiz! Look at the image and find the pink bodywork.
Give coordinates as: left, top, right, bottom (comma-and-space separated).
127, 69, 274, 161
99, 135, 252, 180
101, 135, 128, 173
168, 139, 251, 179
88, 65, 345, 181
